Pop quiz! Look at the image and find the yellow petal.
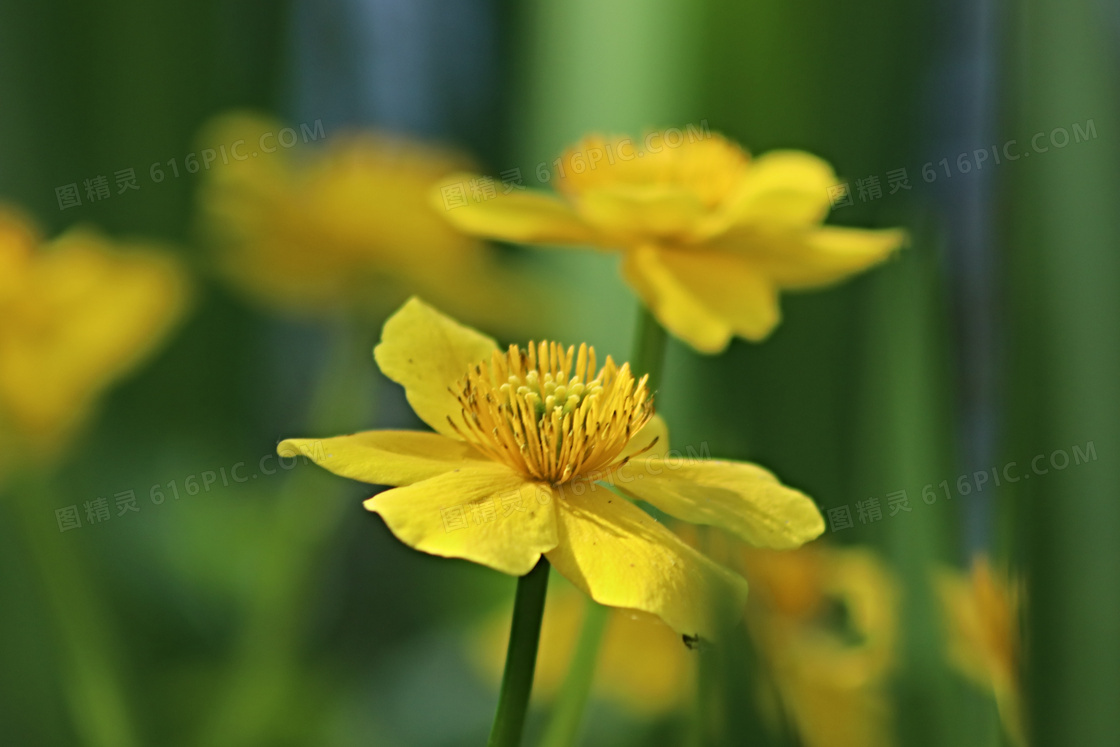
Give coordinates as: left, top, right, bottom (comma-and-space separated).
373, 297, 498, 438
622, 246, 779, 352
621, 458, 824, 549
554, 133, 750, 210
572, 186, 707, 241
658, 248, 781, 341
596, 606, 693, 713
0, 208, 37, 295
0, 230, 188, 444
199, 117, 508, 317
621, 247, 732, 354
758, 226, 907, 289
365, 464, 558, 576
703, 150, 836, 235
618, 413, 670, 461
277, 430, 488, 487
744, 546, 899, 747
546, 487, 749, 638
935, 559, 1020, 697
435, 175, 599, 246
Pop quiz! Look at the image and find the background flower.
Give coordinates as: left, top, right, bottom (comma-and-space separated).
937, 558, 1025, 745
437, 133, 906, 352
744, 545, 898, 747
0, 206, 189, 460
197, 111, 544, 334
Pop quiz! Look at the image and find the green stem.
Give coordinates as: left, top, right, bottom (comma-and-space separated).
487, 557, 551, 747
631, 306, 669, 392
9, 473, 139, 747
537, 601, 610, 747
535, 305, 671, 747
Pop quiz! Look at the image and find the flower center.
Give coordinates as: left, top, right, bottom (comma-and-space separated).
450, 341, 654, 484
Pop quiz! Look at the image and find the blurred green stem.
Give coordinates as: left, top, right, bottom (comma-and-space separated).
197, 323, 375, 747
632, 306, 668, 393
537, 601, 610, 747
10, 472, 139, 747
535, 306, 670, 747
488, 557, 551, 747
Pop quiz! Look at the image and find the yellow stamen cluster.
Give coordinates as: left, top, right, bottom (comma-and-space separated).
450, 341, 654, 484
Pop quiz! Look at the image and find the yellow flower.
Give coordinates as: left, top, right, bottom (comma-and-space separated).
743, 545, 898, 747
0, 207, 189, 458
437, 131, 906, 352
474, 585, 692, 715
936, 557, 1025, 745
279, 298, 825, 638
198, 112, 536, 330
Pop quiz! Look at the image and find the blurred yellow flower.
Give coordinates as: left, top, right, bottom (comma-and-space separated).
197, 112, 535, 331
474, 585, 692, 715
471, 542, 898, 739
0, 207, 189, 459
936, 557, 1025, 746
743, 545, 898, 747
437, 131, 906, 352
279, 297, 824, 638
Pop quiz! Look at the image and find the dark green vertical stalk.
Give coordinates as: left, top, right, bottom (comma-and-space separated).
488, 557, 551, 747
632, 307, 669, 393
1008, 0, 1120, 743
856, 250, 956, 747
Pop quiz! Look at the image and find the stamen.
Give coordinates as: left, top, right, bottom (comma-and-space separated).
451, 341, 654, 484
